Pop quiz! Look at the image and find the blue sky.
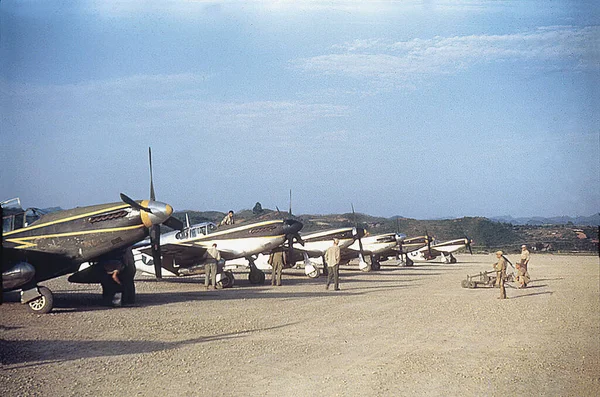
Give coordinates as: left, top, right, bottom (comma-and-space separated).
1, 1, 598, 219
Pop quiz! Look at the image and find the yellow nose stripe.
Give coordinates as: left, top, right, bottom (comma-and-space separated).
166, 204, 173, 216
140, 200, 152, 227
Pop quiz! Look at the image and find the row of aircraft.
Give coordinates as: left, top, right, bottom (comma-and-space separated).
1, 149, 472, 314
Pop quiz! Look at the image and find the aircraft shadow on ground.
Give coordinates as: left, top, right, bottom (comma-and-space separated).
0, 322, 298, 367
2, 268, 440, 313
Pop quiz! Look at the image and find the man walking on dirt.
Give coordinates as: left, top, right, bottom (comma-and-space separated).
519, 244, 531, 280
325, 238, 341, 291
494, 250, 507, 299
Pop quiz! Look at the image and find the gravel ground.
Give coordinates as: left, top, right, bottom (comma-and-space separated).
1, 254, 599, 396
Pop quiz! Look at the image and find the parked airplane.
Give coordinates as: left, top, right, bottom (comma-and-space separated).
1, 149, 181, 313
283, 226, 367, 277
133, 214, 303, 286
406, 237, 473, 263
341, 232, 404, 271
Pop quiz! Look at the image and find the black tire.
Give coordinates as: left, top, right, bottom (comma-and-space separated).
461, 280, 468, 288
27, 286, 53, 314
371, 261, 381, 271
450, 256, 457, 264
307, 268, 320, 278
248, 270, 265, 285
217, 271, 235, 289
405, 258, 414, 267
468, 281, 477, 289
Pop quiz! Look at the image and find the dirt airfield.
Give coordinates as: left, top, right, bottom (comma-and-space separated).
1, 253, 599, 396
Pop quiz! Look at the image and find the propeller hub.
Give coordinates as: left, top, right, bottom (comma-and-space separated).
140, 200, 173, 227
283, 219, 303, 236
352, 227, 366, 239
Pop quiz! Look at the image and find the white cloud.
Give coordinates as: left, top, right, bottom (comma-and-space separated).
293, 26, 600, 88
1, 74, 348, 146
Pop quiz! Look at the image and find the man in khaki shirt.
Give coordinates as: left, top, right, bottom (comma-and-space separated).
494, 251, 507, 299
204, 243, 220, 290
325, 239, 341, 291
268, 248, 287, 286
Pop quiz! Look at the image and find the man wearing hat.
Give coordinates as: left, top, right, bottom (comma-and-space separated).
493, 251, 507, 299
517, 244, 531, 288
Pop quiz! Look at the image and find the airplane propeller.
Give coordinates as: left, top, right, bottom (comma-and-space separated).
120, 147, 183, 280
351, 204, 367, 263
278, 189, 304, 262
425, 229, 433, 260
465, 235, 473, 255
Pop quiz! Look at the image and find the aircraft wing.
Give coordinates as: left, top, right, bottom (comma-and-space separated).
138, 243, 208, 268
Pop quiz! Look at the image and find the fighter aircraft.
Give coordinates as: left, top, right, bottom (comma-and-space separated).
341, 232, 404, 271
133, 213, 303, 286
406, 236, 473, 263
1, 149, 181, 313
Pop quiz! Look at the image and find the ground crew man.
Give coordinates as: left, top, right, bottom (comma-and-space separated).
325, 238, 341, 291
203, 243, 220, 290
519, 244, 531, 279
219, 210, 235, 226
268, 248, 287, 286
494, 250, 507, 299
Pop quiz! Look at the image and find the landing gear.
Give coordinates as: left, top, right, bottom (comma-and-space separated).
305, 265, 320, 278
303, 253, 320, 278
25, 286, 54, 314
217, 271, 235, 288
247, 257, 265, 285
404, 256, 414, 267
358, 253, 371, 272
449, 254, 457, 264
370, 255, 381, 271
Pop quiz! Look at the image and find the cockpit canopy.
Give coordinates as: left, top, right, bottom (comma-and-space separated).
1, 198, 47, 233
175, 222, 218, 240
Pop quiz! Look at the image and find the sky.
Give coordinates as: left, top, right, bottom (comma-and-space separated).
1, 0, 598, 219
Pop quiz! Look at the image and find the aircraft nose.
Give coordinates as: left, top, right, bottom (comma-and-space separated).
140, 200, 173, 227
396, 233, 407, 243
283, 219, 303, 235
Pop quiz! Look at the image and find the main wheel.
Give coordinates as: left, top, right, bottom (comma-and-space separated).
217, 271, 235, 288
371, 261, 381, 271
248, 270, 265, 285
307, 268, 320, 278
468, 281, 477, 289
27, 286, 54, 314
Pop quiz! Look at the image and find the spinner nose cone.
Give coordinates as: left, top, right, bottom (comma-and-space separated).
352, 227, 366, 239
141, 200, 173, 227
396, 233, 407, 243
283, 219, 303, 235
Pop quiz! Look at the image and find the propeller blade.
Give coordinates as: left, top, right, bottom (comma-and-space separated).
289, 189, 292, 216
425, 229, 433, 259
149, 147, 156, 201
150, 224, 162, 279
164, 216, 184, 231
120, 193, 152, 213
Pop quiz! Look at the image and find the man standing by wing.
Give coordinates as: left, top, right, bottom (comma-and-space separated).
325, 239, 341, 291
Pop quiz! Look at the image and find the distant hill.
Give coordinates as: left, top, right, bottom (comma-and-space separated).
171, 209, 598, 253
490, 214, 599, 226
